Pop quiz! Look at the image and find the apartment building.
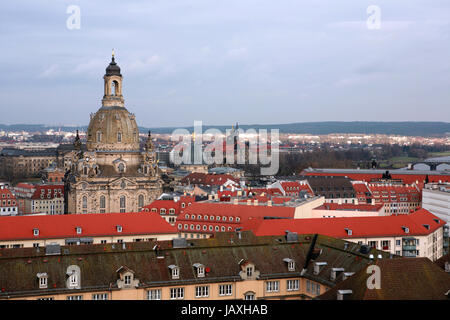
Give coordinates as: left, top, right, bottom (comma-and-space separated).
244, 208, 446, 261
318, 257, 450, 300
0, 212, 177, 249
0, 231, 391, 300
141, 195, 196, 225
12, 183, 64, 215
422, 182, 450, 254
0, 186, 18, 216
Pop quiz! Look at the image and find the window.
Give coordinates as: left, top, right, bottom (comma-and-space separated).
117, 132, 122, 142
69, 274, 78, 287
92, 293, 108, 300
124, 275, 131, 285
37, 297, 54, 300
138, 195, 144, 210
396, 240, 401, 246
288, 261, 295, 271
244, 292, 255, 300
266, 281, 279, 293
236, 217, 240, 222
219, 284, 233, 296
229, 217, 233, 222
82, 196, 87, 213
160, 208, 166, 214
67, 295, 83, 300
246, 266, 253, 277
170, 287, 184, 299
147, 289, 161, 300
76, 227, 82, 234
38, 275, 48, 289
287, 280, 299, 291
209, 226, 213, 231
204, 215, 208, 220
306, 280, 321, 295
120, 196, 126, 213
33, 228, 39, 236
193, 285, 210, 300
97, 131, 102, 142
171, 266, 179, 279
197, 266, 205, 277
215, 226, 219, 232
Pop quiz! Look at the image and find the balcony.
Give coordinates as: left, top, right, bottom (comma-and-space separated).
402, 251, 417, 258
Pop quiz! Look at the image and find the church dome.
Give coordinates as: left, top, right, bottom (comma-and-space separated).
86, 106, 140, 151
105, 56, 121, 76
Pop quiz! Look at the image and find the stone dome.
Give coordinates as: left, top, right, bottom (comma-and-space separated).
86, 106, 140, 151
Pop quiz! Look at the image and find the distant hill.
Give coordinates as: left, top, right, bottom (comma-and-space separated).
0, 122, 449, 137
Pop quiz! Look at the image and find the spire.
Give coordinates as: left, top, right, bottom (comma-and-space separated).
73, 130, 81, 150
145, 130, 154, 151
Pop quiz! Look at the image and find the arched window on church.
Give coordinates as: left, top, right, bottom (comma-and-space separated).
138, 195, 144, 211
82, 196, 87, 214
100, 196, 106, 213
120, 196, 126, 213
97, 131, 102, 142
118, 163, 125, 173
112, 80, 118, 96
117, 132, 122, 143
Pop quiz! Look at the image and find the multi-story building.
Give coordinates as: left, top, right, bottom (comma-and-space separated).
0, 148, 57, 179
311, 203, 385, 218
352, 182, 421, 214
422, 182, 450, 254
303, 176, 357, 204
0, 212, 177, 249
244, 208, 446, 261
175, 197, 325, 239
318, 257, 450, 300
0, 231, 391, 300
0, 186, 18, 216
13, 183, 64, 215
141, 195, 196, 225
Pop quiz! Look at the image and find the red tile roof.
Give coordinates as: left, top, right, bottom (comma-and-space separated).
313, 203, 384, 212
243, 208, 445, 239
0, 212, 177, 241
180, 173, 240, 186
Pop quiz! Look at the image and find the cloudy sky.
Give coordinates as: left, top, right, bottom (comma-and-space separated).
1, 0, 449, 127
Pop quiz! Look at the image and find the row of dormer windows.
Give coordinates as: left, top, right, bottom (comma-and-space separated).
183, 214, 240, 223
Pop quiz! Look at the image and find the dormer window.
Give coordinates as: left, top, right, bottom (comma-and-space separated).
124, 275, 131, 285
283, 258, 295, 271
168, 265, 180, 279
33, 228, 39, 237
193, 263, 205, 278
69, 273, 78, 287
246, 266, 253, 277
118, 163, 125, 173
37, 273, 48, 289
402, 226, 409, 233
116, 225, 123, 233
76, 227, 82, 234
345, 228, 352, 236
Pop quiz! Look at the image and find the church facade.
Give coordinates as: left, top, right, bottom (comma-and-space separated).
64, 54, 162, 214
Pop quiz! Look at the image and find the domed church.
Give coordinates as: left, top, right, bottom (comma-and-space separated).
64, 53, 163, 214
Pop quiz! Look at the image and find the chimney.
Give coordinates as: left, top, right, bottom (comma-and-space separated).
208, 194, 213, 200
247, 199, 251, 206
342, 272, 355, 280
268, 200, 272, 206
330, 268, 345, 281
314, 262, 327, 275
233, 198, 238, 205
214, 194, 219, 200
253, 199, 258, 206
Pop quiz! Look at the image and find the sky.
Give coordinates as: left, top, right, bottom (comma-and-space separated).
0, 0, 449, 128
